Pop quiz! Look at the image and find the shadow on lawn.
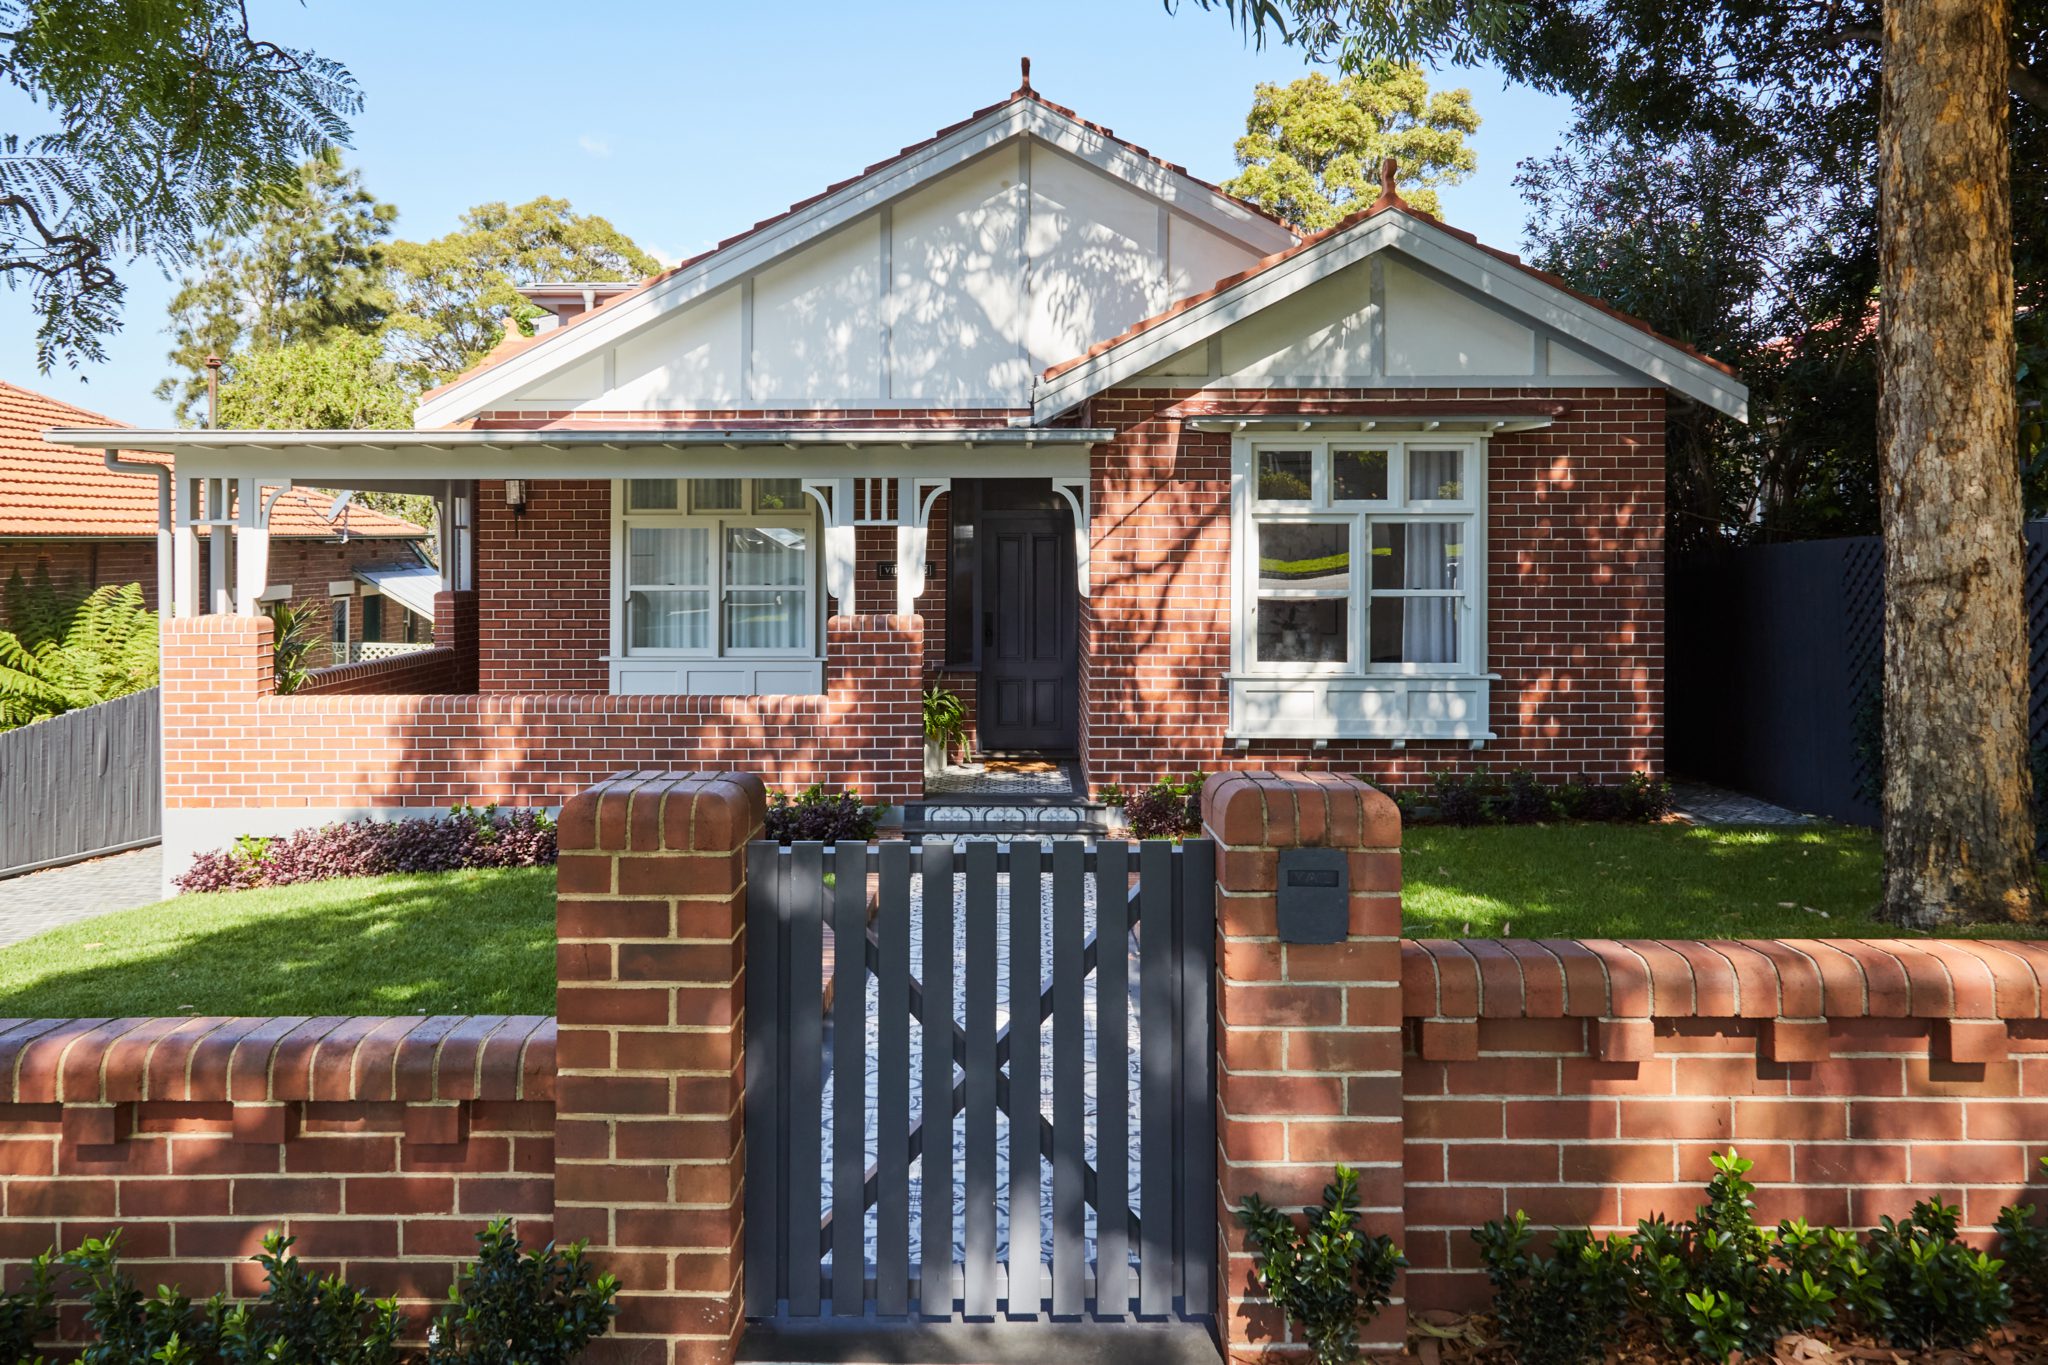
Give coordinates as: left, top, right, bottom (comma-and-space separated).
1399, 823, 1916, 940
0, 868, 558, 1019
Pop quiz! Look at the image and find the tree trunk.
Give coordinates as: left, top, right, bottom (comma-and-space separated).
1879, 0, 2038, 925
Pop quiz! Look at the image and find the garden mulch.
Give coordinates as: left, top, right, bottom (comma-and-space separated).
1398, 1310, 2048, 1364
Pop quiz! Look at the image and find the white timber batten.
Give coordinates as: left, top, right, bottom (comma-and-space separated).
409, 97, 1293, 426
1030, 210, 1750, 422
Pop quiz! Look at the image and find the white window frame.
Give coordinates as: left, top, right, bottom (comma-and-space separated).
1229, 431, 1495, 742
609, 477, 822, 663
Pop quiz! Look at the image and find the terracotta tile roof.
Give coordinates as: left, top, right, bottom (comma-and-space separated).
419, 81, 1296, 408
1038, 198, 1744, 385
0, 381, 429, 540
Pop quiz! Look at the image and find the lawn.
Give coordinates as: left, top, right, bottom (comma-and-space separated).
1, 823, 2039, 1018
0, 868, 556, 1018
1401, 821, 2046, 940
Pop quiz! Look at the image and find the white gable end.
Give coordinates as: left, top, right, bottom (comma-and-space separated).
424, 98, 1293, 423
1074, 210, 1747, 419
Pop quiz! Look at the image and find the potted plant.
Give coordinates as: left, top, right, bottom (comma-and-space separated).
922, 684, 969, 780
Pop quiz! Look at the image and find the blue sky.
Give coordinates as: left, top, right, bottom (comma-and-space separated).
0, 0, 1575, 426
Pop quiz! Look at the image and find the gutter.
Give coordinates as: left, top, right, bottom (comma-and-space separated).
103, 450, 172, 618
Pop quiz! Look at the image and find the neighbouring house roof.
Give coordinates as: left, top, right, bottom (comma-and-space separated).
1031, 191, 1750, 422
353, 563, 441, 618
411, 74, 1299, 426
0, 381, 430, 540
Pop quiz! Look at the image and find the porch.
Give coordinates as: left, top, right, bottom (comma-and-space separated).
41, 423, 1109, 866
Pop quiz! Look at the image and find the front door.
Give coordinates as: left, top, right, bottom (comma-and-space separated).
979, 507, 1077, 751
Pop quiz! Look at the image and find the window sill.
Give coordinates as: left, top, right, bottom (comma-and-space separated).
610, 656, 825, 697
1228, 673, 1495, 742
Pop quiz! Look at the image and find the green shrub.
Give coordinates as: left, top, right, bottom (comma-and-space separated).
1472, 1211, 1630, 1365
1860, 1198, 2011, 1350
1410, 768, 1671, 826
921, 683, 970, 759
265, 599, 321, 695
1995, 1162, 2048, 1305
0, 1252, 54, 1361
0, 1222, 618, 1365
1235, 1166, 1404, 1365
1626, 1150, 1838, 1361
426, 1220, 619, 1365
1499, 769, 1556, 824
1430, 768, 1495, 825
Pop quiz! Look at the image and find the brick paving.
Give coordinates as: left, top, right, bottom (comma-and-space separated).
0, 845, 164, 947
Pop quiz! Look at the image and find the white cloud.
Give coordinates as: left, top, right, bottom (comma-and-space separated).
577, 134, 611, 159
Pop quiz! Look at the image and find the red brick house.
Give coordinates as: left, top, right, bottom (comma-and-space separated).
4, 380, 434, 663
41, 74, 1746, 875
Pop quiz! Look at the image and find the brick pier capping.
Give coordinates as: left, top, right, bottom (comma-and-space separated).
0, 770, 2039, 1365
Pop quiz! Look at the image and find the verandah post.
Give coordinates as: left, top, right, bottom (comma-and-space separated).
554, 771, 766, 1365
1203, 771, 1407, 1361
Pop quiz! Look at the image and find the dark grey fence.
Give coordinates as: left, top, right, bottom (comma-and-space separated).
0, 688, 160, 877
742, 838, 1215, 1332
1669, 527, 2048, 825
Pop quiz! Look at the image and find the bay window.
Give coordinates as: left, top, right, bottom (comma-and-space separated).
611, 477, 823, 697
1232, 434, 1493, 741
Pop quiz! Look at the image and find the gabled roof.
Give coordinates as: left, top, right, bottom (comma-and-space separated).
413, 77, 1298, 427
1032, 194, 1750, 422
1, 381, 429, 539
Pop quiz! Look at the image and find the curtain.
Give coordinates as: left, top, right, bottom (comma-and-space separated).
627, 527, 711, 650
1401, 522, 1459, 664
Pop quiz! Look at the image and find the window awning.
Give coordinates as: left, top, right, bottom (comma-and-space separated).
353, 564, 441, 619
1165, 397, 1566, 434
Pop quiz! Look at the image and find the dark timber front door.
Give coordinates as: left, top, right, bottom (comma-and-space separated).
979, 507, 1077, 751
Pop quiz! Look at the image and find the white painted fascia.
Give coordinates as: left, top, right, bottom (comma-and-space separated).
414, 98, 1296, 428
1031, 212, 1751, 423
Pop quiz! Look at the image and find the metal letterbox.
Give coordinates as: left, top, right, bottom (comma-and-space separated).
1276, 847, 1349, 944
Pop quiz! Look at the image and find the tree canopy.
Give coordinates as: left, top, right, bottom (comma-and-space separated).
1222, 65, 1478, 231
0, 0, 359, 371
214, 332, 413, 431
158, 149, 397, 422
385, 197, 659, 384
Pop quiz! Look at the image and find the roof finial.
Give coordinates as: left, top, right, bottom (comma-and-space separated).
1368, 154, 1410, 214
1019, 56, 1032, 94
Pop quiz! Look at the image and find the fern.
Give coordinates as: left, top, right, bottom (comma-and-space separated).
0, 582, 158, 730
1, 562, 73, 648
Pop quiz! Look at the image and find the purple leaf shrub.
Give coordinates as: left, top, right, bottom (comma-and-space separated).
175, 805, 557, 893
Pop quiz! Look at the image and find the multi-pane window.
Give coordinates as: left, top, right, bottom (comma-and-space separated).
620, 478, 815, 656
1241, 436, 1480, 673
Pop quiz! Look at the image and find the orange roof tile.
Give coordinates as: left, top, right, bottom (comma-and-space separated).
419, 81, 1297, 409
1039, 198, 1743, 385
0, 381, 429, 540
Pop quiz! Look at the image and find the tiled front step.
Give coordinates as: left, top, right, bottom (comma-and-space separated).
899, 801, 1120, 835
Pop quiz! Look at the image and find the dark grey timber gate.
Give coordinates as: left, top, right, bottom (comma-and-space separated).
743, 838, 1216, 1333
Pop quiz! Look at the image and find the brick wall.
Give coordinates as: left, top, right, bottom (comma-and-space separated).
158, 613, 923, 823
1085, 387, 1665, 793
0, 770, 2043, 1365
1399, 937, 2048, 1315
0, 538, 428, 649
0, 1016, 554, 1312
0, 540, 157, 610
477, 480, 610, 693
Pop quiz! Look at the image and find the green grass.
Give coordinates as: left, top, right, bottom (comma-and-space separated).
3, 824, 2039, 1020
1401, 821, 2047, 939
0, 868, 556, 1018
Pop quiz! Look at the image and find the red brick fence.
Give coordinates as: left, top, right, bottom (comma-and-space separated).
0, 771, 2040, 1365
